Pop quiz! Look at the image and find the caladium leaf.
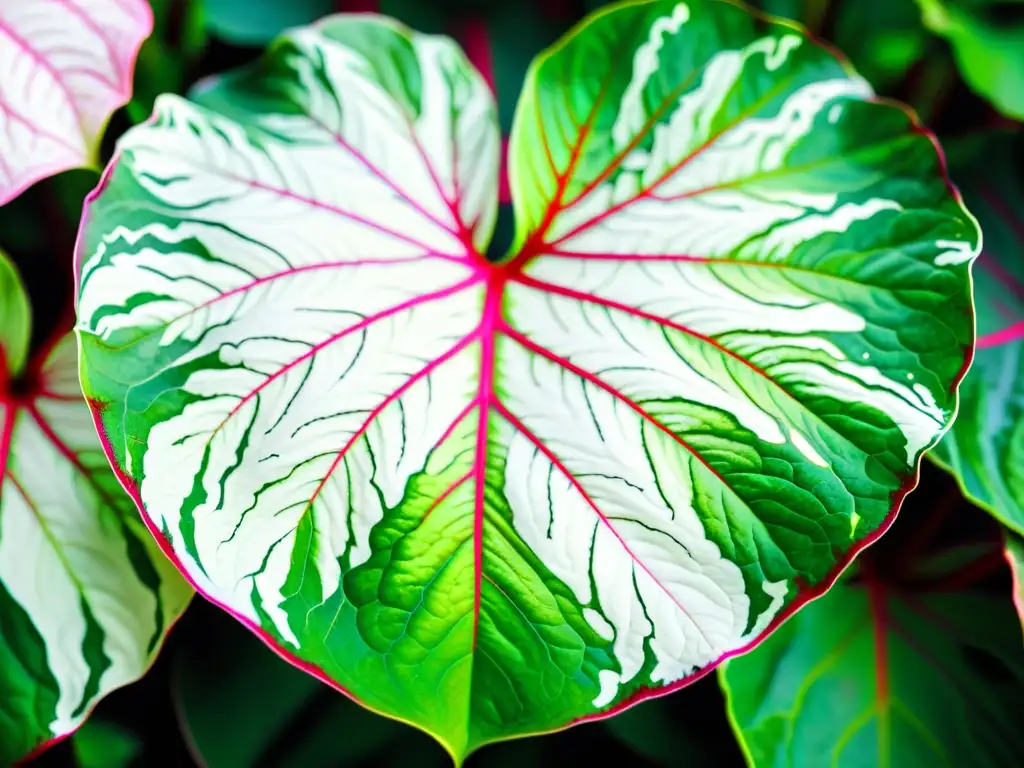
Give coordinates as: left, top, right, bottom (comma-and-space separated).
720, 544, 1024, 766
930, 133, 1024, 534
74, 2, 978, 759
0, 247, 29, 373
0, 252, 192, 764
0, 0, 153, 205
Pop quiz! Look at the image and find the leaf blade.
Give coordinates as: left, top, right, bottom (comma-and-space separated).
0, 0, 153, 204
74, 3, 977, 760
78, 14, 498, 758
721, 558, 1024, 766
930, 133, 1024, 534
0, 325, 192, 763
0, 249, 30, 377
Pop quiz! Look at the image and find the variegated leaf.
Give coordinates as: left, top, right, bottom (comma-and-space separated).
931, 132, 1024, 534
0, 0, 152, 204
0, 252, 191, 764
75, 2, 977, 759
720, 543, 1024, 766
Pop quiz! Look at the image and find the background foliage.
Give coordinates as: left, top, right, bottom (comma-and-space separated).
1, 0, 1020, 765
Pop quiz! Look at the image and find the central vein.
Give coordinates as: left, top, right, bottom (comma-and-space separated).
471, 269, 506, 642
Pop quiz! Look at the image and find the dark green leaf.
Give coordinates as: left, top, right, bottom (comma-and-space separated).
916, 0, 1024, 118
721, 547, 1024, 766
72, 721, 142, 768
931, 131, 1024, 534
204, 0, 334, 45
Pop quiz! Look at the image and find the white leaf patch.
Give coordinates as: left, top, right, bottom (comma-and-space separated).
0, 337, 190, 741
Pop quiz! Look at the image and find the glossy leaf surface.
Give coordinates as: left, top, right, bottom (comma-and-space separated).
0, 253, 191, 763
931, 133, 1024, 534
721, 540, 1024, 766
75, 2, 977, 758
0, 0, 153, 205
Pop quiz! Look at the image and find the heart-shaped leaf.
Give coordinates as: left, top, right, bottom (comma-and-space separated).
0, 252, 192, 764
930, 132, 1024, 534
0, 0, 153, 205
75, 2, 977, 759
720, 525, 1024, 766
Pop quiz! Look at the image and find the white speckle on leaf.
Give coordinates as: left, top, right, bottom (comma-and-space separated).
765, 35, 802, 72
934, 239, 976, 266
584, 608, 615, 642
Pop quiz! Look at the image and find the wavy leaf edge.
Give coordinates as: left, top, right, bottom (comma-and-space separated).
73, 2, 980, 759
1, 255, 192, 763
928, 133, 1023, 535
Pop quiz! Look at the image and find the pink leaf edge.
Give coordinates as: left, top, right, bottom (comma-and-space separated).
0, 0, 153, 206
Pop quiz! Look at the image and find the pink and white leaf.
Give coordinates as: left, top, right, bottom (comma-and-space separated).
0, 0, 152, 204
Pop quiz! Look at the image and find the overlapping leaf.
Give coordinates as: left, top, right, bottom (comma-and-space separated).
931, 132, 1024, 534
915, 0, 1024, 119
74, 1, 977, 759
0, 252, 191, 763
721, 545, 1024, 766
0, 0, 153, 204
